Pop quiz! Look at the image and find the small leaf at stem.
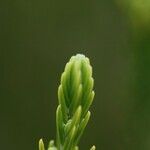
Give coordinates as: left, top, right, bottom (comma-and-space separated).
39, 139, 45, 150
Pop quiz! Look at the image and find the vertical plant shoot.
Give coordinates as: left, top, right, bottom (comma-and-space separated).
39, 54, 95, 150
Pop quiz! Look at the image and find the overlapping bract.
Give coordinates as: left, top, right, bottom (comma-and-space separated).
39, 54, 95, 150
56, 54, 95, 150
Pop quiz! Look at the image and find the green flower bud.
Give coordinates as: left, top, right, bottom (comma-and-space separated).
39, 54, 96, 150
56, 54, 95, 150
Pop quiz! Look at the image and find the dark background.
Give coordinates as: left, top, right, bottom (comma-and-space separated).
0, 0, 144, 150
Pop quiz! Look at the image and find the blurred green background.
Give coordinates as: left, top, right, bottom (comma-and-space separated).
1, 0, 150, 150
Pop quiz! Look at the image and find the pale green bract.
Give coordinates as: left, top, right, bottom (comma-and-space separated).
39, 54, 95, 150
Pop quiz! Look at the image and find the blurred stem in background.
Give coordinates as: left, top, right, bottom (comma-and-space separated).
117, 0, 150, 149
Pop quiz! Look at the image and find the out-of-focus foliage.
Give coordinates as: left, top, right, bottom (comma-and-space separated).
116, 1, 150, 150
117, 0, 150, 29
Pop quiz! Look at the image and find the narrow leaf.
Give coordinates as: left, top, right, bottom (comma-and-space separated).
39, 139, 45, 150
56, 105, 64, 147
74, 111, 91, 145
90, 145, 96, 150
